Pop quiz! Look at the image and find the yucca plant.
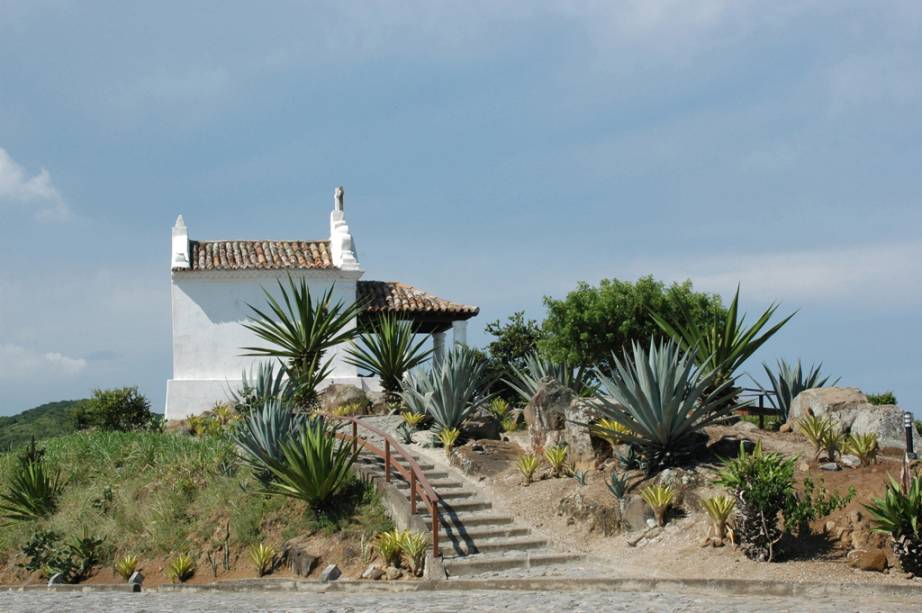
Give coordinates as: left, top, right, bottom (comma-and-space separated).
591, 418, 632, 451
0, 455, 65, 523
797, 414, 832, 460
702, 496, 736, 545
544, 444, 569, 478
607, 471, 628, 500
640, 484, 675, 527
330, 402, 365, 417
500, 414, 519, 433
400, 345, 492, 431
374, 528, 403, 567
439, 427, 461, 455
756, 359, 838, 421
249, 543, 276, 577
822, 427, 846, 463
846, 432, 879, 466
231, 398, 308, 483
517, 453, 541, 485
230, 360, 292, 414
572, 469, 589, 486
167, 553, 195, 583
243, 276, 364, 408
402, 411, 425, 429
488, 397, 511, 420
594, 339, 737, 473
653, 287, 794, 407
346, 314, 432, 403
864, 475, 922, 575
260, 419, 360, 512
505, 353, 596, 403
399, 531, 428, 576
113, 554, 139, 581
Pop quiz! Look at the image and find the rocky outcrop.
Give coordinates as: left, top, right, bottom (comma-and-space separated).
522, 378, 608, 463
787, 387, 909, 450
558, 492, 622, 536
318, 384, 369, 412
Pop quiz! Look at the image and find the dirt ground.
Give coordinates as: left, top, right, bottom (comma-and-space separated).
454, 423, 920, 586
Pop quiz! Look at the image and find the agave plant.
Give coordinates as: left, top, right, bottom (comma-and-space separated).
439, 427, 461, 455
374, 528, 403, 567
756, 359, 838, 421
249, 543, 276, 577
401, 411, 425, 429
488, 397, 511, 420
703, 495, 736, 545
500, 414, 520, 433
544, 444, 569, 478
641, 484, 675, 527
591, 418, 632, 451
653, 287, 794, 405
346, 314, 432, 403
400, 345, 491, 431
399, 531, 428, 576
607, 471, 628, 500
167, 553, 195, 583
517, 453, 541, 485
113, 554, 139, 581
846, 432, 879, 466
242, 276, 364, 408
229, 361, 292, 415
864, 475, 922, 575
594, 339, 737, 473
505, 353, 596, 403
260, 419, 360, 511
231, 399, 308, 483
0, 455, 65, 523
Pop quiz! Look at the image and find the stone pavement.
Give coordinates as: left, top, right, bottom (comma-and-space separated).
0, 588, 915, 612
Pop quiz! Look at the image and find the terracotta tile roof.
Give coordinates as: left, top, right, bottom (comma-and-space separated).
358, 281, 479, 319
179, 240, 334, 271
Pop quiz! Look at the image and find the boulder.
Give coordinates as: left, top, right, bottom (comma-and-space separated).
463, 415, 501, 440
847, 549, 889, 572
320, 564, 341, 582
283, 538, 318, 577
318, 384, 368, 412
563, 397, 611, 463
361, 565, 384, 580
788, 387, 908, 450
523, 378, 573, 451
385, 566, 403, 580
558, 492, 623, 536
620, 493, 653, 532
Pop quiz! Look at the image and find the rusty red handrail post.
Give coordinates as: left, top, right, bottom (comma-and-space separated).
351, 420, 358, 454
431, 500, 440, 557
409, 471, 417, 514
384, 439, 391, 483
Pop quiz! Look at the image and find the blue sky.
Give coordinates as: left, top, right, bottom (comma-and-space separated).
1, 1, 921, 415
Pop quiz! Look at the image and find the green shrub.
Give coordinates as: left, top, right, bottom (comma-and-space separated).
867, 391, 898, 405
595, 339, 737, 473
19, 529, 104, 582
0, 441, 64, 523
864, 475, 922, 575
71, 387, 158, 432
260, 419, 359, 512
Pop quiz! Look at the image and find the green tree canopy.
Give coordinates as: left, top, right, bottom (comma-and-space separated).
484, 311, 545, 372
72, 387, 157, 432
539, 276, 725, 370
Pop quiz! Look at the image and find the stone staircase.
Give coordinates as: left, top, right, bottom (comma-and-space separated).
355, 444, 582, 578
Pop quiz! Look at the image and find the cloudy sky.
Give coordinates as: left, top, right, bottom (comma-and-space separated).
1, 1, 920, 415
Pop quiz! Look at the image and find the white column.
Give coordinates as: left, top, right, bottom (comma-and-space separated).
432, 331, 446, 367
452, 320, 468, 347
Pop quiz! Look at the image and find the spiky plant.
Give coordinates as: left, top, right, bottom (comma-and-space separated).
702, 496, 736, 544
374, 528, 403, 567
167, 553, 195, 583
500, 414, 520, 433
260, 419, 360, 511
439, 427, 460, 456
0, 452, 64, 523
716, 441, 796, 562
488, 397, 511, 420
864, 475, 922, 575
517, 453, 541, 485
572, 469, 589, 486
401, 411, 425, 429
242, 276, 364, 408
231, 399, 308, 483
756, 359, 838, 421
505, 353, 596, 403
653, 286, 794, 407
797, 414, 832, 460
846, 432, 879, 466
543, 444, 569, 478
399, 531, 427, 576
594, 339, 737, 473
400, 345, 491, 431
591, 418, 632, 451
113, 554, 139, 581
249, 543, 276, 577
640, 484, 675, 527
346, 314, 432, 403
822, 427, 846, 463
229, 361, 292, 415
607, 471, 628, 500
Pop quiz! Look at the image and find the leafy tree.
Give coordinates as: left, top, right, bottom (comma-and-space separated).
484, 312, 545, 372
540, 276, 725, 370
72, 387, 156, 432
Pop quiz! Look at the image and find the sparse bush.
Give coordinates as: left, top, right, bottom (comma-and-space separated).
865, 474, 922, 575
400, 346, 492, 431
797, 415, 834, 461
71, 387, 157, 432
607, 472, 628, 500
517, 454, 541, 485
640, 484, 674, 527
867, 391, 897, 406
167, 553, 195, 583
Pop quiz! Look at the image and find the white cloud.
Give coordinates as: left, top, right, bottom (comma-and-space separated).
0, 147, 70, 221
0, 343, 87, 380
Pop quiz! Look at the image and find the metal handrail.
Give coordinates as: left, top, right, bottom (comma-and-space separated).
331, 415, 441, 558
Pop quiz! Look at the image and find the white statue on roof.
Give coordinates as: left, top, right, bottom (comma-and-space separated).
330, 185, 360, 271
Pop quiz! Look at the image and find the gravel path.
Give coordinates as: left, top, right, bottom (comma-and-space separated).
0, 588, 915, 612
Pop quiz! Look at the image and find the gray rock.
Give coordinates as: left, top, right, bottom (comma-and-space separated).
620, 493, 652, 531
646, 518, 657, 528
819, 462, 840, 471
361, 565, 384, 580
463, 416, 501, 440
564, 397, 609, 463
128, 571, 144, 586
850, 404, 908, 450
523, 378, 573, 451
557, 491, 623, 536
788, 387, 910, 450
385, 566, 403, 580
734, 420, 759, 432
840, 454, 862, 469
320, 564, 341, 582
410, 430, 435, 448
318, 384, 368, 412
283, 539, 317, 577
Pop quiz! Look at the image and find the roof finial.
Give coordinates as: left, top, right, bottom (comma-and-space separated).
334, 185, 344, 212
174, 214, 186, 228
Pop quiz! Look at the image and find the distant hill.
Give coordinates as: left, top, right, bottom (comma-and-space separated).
0, 399, 87, 451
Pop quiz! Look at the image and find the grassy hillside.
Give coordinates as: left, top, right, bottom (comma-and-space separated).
0, 400, 86, 451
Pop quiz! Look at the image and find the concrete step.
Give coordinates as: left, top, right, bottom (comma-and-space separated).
363, 467, 451, 482
357, 457, 435, 471
419, 498, 492, 513
439, 525, 531, 540
442, 552, 584, 577
439, 536, 548, 557
393, 478, 465, 490
421, 512, 514, 527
